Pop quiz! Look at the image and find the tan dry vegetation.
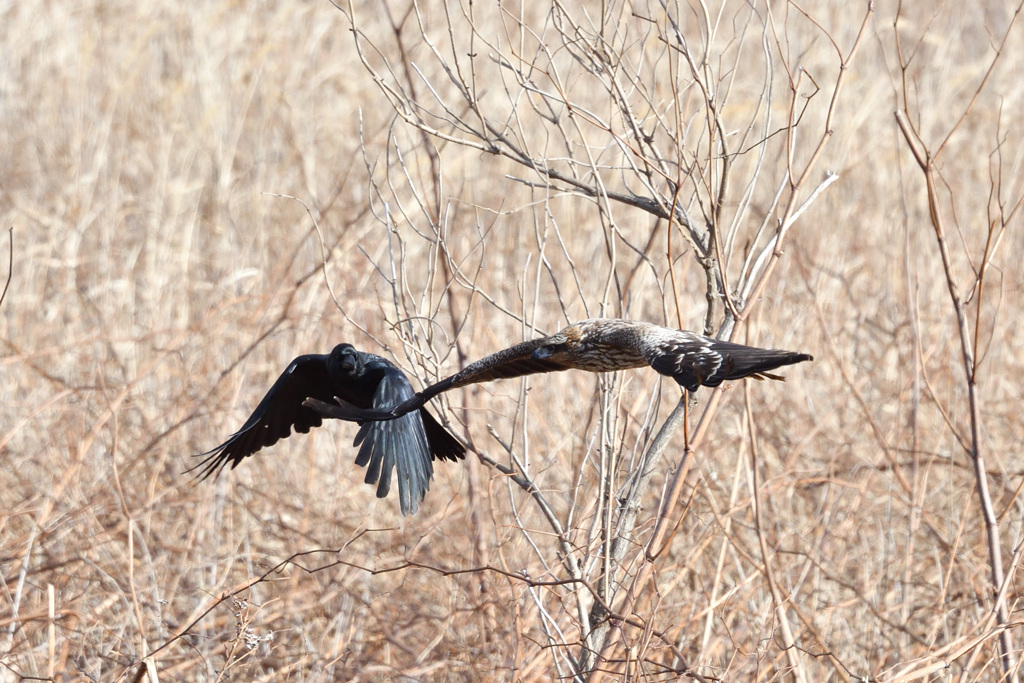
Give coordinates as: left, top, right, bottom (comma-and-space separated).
2, 0, 1024, 681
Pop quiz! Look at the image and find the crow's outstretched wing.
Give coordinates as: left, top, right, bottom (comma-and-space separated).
419, 409, 466, 463
194, 346, 469, 516
191, 354, 332, 479
306, 336, 568, 422
352, 362, 435, 515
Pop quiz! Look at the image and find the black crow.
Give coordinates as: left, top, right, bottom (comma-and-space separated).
194, 344, 465, 515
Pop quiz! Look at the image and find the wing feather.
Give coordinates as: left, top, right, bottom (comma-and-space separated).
191, 354, 333, 478
352, 363, 434, 515
440, 336, 568, 390
642, 333, 812, 391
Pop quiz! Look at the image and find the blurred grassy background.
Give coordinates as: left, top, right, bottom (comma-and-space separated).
2, 0, 1023, 680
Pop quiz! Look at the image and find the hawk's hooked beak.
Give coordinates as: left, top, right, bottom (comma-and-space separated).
532, 342, 568, 361
532, 332, 570, 361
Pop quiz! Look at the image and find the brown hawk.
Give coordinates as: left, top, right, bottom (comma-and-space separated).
305, 318, 812, 423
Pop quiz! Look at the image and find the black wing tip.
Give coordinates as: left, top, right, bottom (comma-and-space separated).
419, 408, 467, 463
186, 446, 232, 481
443, 442, 468, 462
430, 442, 466, 464
768, 351, 812, 368
744, 348, 814, 379
442, 434, 468, 461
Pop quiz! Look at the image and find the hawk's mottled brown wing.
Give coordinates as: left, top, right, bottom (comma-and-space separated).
306, 335, 568, 422
440, 337, 569, 389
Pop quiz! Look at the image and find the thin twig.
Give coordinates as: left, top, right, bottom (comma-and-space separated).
0, 227, 12, 310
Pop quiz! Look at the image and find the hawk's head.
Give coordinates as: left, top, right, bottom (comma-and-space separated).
530, 324, 584, 365
530, 335, 571, 362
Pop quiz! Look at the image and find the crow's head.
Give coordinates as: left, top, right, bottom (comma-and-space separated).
328, 343, 362, 378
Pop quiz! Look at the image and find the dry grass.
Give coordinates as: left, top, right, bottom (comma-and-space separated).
2, 0, 1024, 681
